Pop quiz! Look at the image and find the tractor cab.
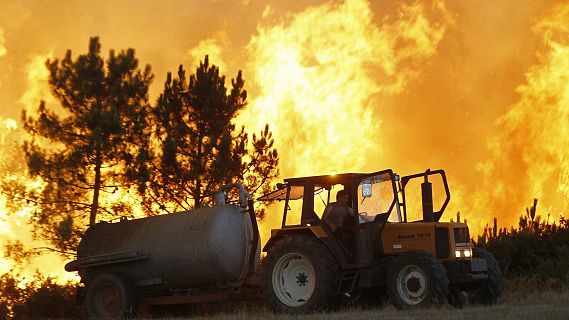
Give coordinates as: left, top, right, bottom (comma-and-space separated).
259, 170, 397, 224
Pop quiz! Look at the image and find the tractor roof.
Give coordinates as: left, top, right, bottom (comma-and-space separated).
284, 173, 366, 185
258, 169, 395, 201
284, 169, 394, 185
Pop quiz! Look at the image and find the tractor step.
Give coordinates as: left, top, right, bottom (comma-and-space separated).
337, 271, 360, 294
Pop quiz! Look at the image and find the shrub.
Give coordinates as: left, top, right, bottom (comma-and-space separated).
0, 271, 86, 320
476, 199, 569, 282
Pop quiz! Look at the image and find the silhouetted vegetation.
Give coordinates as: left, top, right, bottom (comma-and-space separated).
0, 272, 85, 320
476, 198, 569, 283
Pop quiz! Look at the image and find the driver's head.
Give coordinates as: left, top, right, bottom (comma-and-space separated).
336, 190, 348, 205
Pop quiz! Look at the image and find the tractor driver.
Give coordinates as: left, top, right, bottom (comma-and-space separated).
322, 189, 355, 233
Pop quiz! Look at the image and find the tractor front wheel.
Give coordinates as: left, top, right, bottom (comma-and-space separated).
387, 251, 449, 310
471, 248, 502, 305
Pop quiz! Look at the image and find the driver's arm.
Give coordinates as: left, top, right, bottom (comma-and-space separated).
321, 205, 338, 232
348, 207, 355, 216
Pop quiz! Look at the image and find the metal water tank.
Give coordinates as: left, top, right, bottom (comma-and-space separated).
71, 203, 258, 293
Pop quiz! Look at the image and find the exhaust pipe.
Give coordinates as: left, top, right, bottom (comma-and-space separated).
422, 169, 434, 222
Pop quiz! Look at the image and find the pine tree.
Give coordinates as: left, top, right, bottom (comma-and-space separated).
144, 56, 278, 216
21, 37, 153, 252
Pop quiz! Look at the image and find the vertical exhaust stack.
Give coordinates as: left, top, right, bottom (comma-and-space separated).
422, 169, 434, 222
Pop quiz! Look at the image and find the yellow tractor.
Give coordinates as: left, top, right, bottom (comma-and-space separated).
259, 169, 501, 312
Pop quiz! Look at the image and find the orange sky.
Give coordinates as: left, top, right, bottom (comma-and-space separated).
1, 0, 568, 278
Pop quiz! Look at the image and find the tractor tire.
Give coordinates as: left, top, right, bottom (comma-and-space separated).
264, 235, 340, 314
387, 251, 449, 310
86, 273, 137, 319
471, 248, 502, 305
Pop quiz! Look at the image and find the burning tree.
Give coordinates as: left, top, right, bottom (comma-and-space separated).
19, 37, 153, 253
142, 57, 279, 217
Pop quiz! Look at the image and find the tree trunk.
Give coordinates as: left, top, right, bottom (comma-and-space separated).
195, 136, 202, 209
195, 179, 201, 209
90, 141, 102, 225
195, 126, 203, 209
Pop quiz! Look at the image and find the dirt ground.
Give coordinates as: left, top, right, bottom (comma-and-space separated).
146, 289, 569, 320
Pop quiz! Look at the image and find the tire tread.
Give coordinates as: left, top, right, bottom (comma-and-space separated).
387, 250, 449, 310
264, 235, 340, 313
471, 248, 502, 305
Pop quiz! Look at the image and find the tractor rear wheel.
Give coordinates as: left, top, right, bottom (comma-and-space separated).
471, 248, 502, 305
264, 235, 340, 313
86, 273, 137, 319
387, 251, 449, 310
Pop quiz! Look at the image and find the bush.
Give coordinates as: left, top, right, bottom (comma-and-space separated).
476, 199, 569, 282
0, 272, 29, 319
0, 271, 86, 320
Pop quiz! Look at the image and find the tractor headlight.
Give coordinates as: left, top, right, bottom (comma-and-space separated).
455, 248, 473, 258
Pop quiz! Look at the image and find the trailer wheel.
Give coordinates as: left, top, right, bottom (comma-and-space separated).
387, 251, 449, 310
86, 273, 137, 319
265, 235, 339, 313
471, 248, 502, 305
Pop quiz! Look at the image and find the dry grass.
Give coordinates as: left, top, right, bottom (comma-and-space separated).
145, 288, 569, 320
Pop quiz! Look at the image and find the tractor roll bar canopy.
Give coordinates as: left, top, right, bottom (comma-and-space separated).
257, 170, 395, 202
257, 170, 397, 227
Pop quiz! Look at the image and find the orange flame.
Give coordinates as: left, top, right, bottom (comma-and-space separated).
187, 35, 228, 72
241, 0, 451, 175
0, 27, 6, 58
20, 53, 55, 113
470, 3, 569, 233
0, 51, 80, 281
0, 118, 77, 282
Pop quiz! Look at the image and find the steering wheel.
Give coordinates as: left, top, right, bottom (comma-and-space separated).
374, 213, 388, 223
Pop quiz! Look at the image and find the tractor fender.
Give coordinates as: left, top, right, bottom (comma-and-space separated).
263, 225, 350, 268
